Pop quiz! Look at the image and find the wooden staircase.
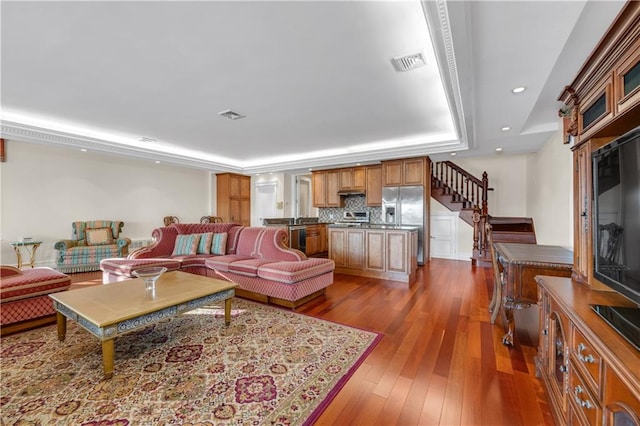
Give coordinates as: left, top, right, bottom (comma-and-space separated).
430, 161, 536, 266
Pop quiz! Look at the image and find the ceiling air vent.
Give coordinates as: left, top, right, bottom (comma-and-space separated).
218, 109, 246, 120
391, 51, 427, 72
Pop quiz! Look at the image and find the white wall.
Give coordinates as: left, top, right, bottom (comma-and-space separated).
1, 141, 212, 267
526, 130, 573, 248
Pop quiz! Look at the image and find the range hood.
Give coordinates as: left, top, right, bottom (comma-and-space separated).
337, 189, 366, 196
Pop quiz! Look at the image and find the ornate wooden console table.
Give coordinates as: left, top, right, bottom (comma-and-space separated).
494, 242, 573, 345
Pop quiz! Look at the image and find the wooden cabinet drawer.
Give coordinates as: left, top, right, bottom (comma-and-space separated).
569, 360, 602, 426
571, 326, 603, 395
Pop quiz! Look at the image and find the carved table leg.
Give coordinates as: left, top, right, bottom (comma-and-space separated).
490, 277, 503, 324
501, 298, 532, 346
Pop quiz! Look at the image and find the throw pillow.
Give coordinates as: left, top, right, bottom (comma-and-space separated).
196, 232, 214, 254
211, 232, 228, 255
172, 234, 201, 256
85, 227, 114, 246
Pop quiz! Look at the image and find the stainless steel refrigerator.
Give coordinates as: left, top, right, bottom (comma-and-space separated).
382, 185, 425, 264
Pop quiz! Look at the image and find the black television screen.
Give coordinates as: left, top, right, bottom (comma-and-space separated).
592, 125, 640, 306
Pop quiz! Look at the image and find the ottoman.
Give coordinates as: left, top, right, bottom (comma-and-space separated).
0, 266, 72, 336
100, 258, 181, 283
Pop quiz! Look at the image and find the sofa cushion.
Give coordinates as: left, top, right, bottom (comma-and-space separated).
196, 233, 214, 254
211, 233, 228, 255
227, 259, 279, 277
86, 227, 114, 246
173, 234, 200, 256
170, 255, 210, 268
257, 258, 335, 284
204, 255, 255, 273
100, 258, 181, 277
0, 267, 71, 303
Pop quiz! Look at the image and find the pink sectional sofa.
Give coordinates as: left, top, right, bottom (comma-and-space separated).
100, 223, 335, 308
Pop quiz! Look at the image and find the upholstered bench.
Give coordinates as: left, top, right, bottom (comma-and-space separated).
0, 266, 71, 336
207, 257, 334, 308
100, 258, 181, 282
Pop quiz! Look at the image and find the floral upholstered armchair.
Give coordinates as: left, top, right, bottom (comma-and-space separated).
54, 220, 131, 273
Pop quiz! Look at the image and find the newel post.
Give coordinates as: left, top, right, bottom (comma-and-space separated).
481, 171, 489, 216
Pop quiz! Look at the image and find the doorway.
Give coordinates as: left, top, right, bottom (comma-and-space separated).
254, 182, 278, 225
295, 175, 313, 218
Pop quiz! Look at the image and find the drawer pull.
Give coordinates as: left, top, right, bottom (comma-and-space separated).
574, 385, 594, 409
577, 343, 595, 363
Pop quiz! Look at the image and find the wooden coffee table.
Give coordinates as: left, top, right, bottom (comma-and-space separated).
50, 271, 237, 378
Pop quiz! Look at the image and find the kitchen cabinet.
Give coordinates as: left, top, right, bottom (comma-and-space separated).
305, 224, 328, 256
329, 226, 417, 282
382, 157, 425, 186
535, 276, 640, 426
312, 172, 326, 207
365, 165, 382, 206
216, 173, 251, 226
329, 228, 364, 269
339, 167, 365, 191
312, 170, 343, 208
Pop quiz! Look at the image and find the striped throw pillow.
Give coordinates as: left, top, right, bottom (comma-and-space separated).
211, 233, 228, 255
196, 233, 214, 254
172, 234, 201, 256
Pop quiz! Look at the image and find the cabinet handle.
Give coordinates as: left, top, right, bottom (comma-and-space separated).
577, 343, 595, 363
559, 365, 568, 373
574, 385, 594, 409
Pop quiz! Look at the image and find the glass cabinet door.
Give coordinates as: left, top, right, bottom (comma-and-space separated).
549, 312, 568, 409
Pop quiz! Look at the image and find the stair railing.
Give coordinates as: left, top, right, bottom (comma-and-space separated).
431, 161, 492, 262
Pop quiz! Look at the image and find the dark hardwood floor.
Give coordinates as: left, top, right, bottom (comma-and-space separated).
64, 259, 552, 425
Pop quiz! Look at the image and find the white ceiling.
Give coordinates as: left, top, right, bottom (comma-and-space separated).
1, 1, 627, 174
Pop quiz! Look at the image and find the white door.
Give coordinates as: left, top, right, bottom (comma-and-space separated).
254, 182, 278, 225
430, 213, 458, 259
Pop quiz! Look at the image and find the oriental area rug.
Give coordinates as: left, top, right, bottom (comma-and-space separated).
1, 299, 382, 425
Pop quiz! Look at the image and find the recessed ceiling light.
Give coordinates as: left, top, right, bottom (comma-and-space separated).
450, 152, 457, 156
155, 160, 161, 164
218, 109, 246, 120
139, 137, 157, 143
512, 86, 526, 94
501, 126, 511, 131
80, 148, 87, 152
496, 148, 503, 152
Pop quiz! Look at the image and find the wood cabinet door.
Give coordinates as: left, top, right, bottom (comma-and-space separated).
229, 174, 241, 198
319, 224, 327, 253
347, 229, 365, 269
386, 231, 408, 273
603, 369, 640, 426
240, 198, 250, 226
230, 198, 242, 224
339, 169, 353, 190
240, 175, 251, 198
382, 161, 403, 186
329, 228, 346, 267
366, 165, 382, 206
365, 231, 385, 271
312, 172, 327, 207
403, 158, 425, 185
353, 167, 366, 190
326, 170, 342, 207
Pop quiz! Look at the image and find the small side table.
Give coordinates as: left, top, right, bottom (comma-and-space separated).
9, 240, 43, 269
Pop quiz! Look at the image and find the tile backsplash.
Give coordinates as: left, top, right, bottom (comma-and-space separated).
318, 195, 382, 223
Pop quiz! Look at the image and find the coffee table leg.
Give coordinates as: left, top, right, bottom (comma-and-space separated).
56, 312, 67, 342
224, 297, 232, 326
102, 339, 115, 379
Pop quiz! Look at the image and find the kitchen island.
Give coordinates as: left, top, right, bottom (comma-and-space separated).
328, 224, 418, 283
